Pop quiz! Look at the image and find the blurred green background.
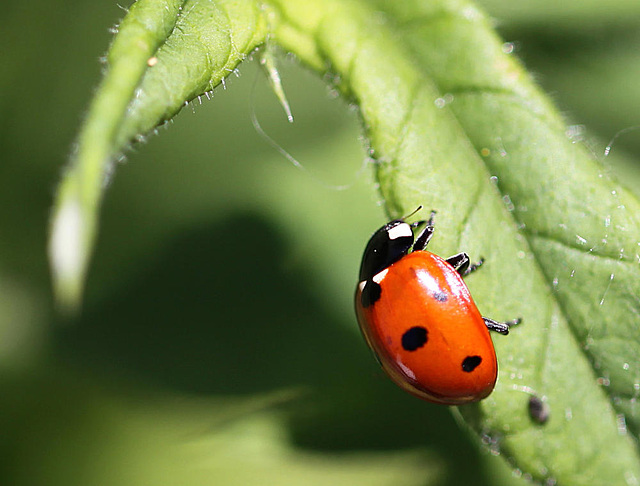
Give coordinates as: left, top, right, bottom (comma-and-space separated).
2, 1, 640, 485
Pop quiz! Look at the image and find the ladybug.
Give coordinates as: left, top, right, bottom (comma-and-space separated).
355, 209, 520, 405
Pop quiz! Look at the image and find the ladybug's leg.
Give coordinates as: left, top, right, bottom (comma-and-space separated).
446, 253, 485, 277
447, 252, 475, 277
413, 210, 437, 251
463, 258, 485, 276
446, 252, 469, 274
483, 317, 522, 335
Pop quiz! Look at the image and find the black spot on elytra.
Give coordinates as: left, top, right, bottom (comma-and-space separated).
360, 280, 382, 308
401, 326, 428, 351
462, 356, 482, 372
432, 291, 448, 302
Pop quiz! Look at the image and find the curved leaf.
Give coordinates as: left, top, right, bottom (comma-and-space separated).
48, 0, 268, 311
268, 0, 640, 484
380, 0, 640, 439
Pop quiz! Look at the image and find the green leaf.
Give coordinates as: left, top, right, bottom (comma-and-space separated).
48, 0, 268, 312
49, 0, 640, 484
268, 0, 640, 483
382, 0, 640, 433
377, 0, 640, 420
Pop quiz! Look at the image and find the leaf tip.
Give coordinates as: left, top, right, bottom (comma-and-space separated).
49, 198, 87, 316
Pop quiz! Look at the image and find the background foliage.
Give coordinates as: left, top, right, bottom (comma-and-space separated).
2, 0, 640, 484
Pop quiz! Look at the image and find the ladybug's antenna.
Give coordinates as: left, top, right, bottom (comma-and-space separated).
401, 205, 424, 221
401, 206, 437, 231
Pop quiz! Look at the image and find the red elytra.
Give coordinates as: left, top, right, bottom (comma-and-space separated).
355, 211, 519, 405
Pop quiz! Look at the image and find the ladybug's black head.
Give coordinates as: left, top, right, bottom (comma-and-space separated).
358, 220, 415, 281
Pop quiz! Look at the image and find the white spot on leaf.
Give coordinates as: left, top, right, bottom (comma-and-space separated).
501, 42, 515, 54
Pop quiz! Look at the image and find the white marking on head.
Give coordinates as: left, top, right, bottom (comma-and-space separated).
372, 268, 389, 284
387, 223, 413, 240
